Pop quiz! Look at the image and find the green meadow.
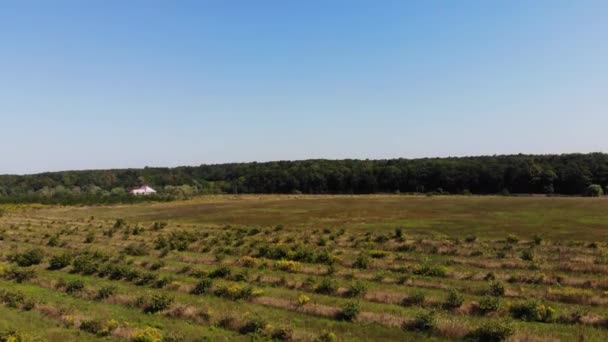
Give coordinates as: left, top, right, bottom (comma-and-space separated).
2, 195, 608, 341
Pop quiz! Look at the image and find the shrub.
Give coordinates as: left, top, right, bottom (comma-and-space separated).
586, 184, 604, 197
123, 243, 148, 256
297, 294, 310, 307
47, 235, 60, 247
413, 263, 447, 277
345, 281, 367, 298
208, 266, 231, 279
274, 259, 302, 273
71, 254, 100, 275
79, 319, 106, 335
352, 255, 369, 269
402, 291, 426, 306
191, 278, 213, 295
48, 253, 72, 270
144, 294, 174, 313
406, 310, 436, 332
465, 320, 514, 342
533, 235, 542, 245
370, 251, 387, 259
11, 248, 44, 267
487, 280, 505, 297
337, 301, 360, 321
506, 235, 519, 244
396, 244, 416, 252
5, 267, 36, 283
520, 249, 534, 261
239, 317, 267, 334
315, 278, 338, 295
214, 284, 255, 300
0, 289, 25, 307
315, 331, 337, 342
465, 235, 477, 243
477, 296, 500, 314
84, 231, 95, 243
394, 227, 403, 240
444, 288, 464, 309
65, 279, 85, 294
96, 286, 117, 299
240, 256, 260, 268
131, 327, 163, 342
271, 326, 294, 341
509, 301, 554, 322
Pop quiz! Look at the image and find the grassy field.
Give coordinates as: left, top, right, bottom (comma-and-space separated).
1, 195, 608, 341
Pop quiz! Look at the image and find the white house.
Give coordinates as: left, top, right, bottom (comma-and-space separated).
129, 185, 157, 195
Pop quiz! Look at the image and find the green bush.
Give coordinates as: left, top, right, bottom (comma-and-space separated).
345, 281, 367, 298
402, 291, 426, 306
239, 317, 267, 334
586, 184, 604, 197
444, 288, 464, 309
191, 278, 213, 295
315, 331, 337, 342
65, 279, 85, 294
487, 280, 505, 297
405, 310, 436, 332
271, 326, 294, 341
208, 266, 231, 278
465, 235, 477, 243
123, 243, 148, 256
48, 253, 71, 270
477, 296, 500, 314
506, 235, 519, 244
143, 294, 174, 313
337, 301, 360, 321
465, 320, 514, 342
412, 263, 447, 277
11, 248, 44, 267
509, 301, 554, 322
5, 267, 36, 283
315, 278, 338, 295
352, 255, 369, 269
96, 286, 117, 300
520, 249, 534, 261
79, 319, 106, 335
71, 253, 101, 275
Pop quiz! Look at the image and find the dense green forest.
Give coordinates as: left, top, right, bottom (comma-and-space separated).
1, 153, 607, 204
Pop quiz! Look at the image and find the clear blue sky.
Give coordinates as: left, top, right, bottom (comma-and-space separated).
1, 1, 607, 174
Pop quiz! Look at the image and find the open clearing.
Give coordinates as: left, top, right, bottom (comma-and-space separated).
2, 195, 608, 341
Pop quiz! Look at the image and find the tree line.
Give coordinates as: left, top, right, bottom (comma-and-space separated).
1, 153, 607, 204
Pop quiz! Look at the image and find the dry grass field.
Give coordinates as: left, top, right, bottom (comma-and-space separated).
2, 195, 608, 341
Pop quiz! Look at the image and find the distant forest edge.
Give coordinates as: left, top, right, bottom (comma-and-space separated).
1, 153, 608, 204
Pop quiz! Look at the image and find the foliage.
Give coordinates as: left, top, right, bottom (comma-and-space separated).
10, 249, 44, 267
131, 327, 163, 342
2, 154, 608, 204
143, 294, 174, 313
336, 301, 360, 321
444, 288, 465, 309
586, 184, 604, 197
487, 281, 505, 297
352, 255, 369, 269
315, 278, 338, 295
297, 294, 310, 307
48, 253, 72, 270
345, 281, 367, 298
509, 301, 555, 322
465, 320, 514, 342
412, 263, 447, 277
405, 310, 436, 332
191, 278, 213, 295
477, 296, 500, 314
